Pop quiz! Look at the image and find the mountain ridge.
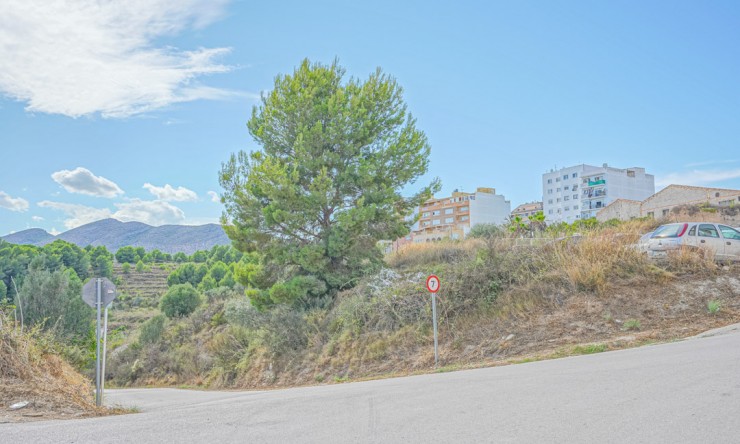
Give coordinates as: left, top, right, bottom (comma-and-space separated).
1, 219, 230, 254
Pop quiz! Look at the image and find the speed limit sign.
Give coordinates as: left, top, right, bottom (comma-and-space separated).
426, 275, 440, 293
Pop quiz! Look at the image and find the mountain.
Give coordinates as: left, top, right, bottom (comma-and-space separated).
1, 219, 231, 254
1, 228, 56, 246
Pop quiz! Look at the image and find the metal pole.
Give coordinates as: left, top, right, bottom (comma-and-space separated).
432, 292, 438, 367
95, 278, 101, 407
101, 304, 109, 405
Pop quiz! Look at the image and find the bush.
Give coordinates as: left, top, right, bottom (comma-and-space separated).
139, 314, 166, 344
623, 319, 641, 331
160, 284, 202, 318
707, 300, 721, 315
122, 262, 131, 274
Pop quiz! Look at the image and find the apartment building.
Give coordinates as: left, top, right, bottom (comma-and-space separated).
413, 187, 511, 242
542, 164, 655, 223
511, 202, 543, 221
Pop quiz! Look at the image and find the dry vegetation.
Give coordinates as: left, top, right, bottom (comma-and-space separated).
104, 219, 740, 389
0, 315, 117, 423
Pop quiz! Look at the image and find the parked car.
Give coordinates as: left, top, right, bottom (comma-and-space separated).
638, 222, 740, 261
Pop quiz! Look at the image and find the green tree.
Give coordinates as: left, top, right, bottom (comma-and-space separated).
173, 252, 188, 263
0, 280, 6, 301
220, 59, 438, 308
115, 246, 138, 264
135, 260, 145, 273
159, 284, 202, 318
18, 263, 91, 338
93, 255, 113, 278
121, 262, 131, 274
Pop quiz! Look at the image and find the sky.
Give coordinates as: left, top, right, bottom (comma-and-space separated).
1, 0, 740, 236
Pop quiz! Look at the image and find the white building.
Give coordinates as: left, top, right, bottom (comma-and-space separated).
542, 164, 655, 224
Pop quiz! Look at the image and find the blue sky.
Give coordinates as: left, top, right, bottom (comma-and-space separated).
1, 0, 739, 235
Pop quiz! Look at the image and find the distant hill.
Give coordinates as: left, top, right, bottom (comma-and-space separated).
1, 219, 231, 254
2, 228, 56, 246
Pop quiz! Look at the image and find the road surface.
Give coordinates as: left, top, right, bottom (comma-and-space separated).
4, 327, 740, 443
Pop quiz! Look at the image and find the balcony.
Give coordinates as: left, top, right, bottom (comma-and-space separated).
587, 179, 606, 187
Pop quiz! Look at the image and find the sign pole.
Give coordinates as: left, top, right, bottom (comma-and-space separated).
432, 292, 438, 367
101, 304, 109, 404
95, 278, 101, 407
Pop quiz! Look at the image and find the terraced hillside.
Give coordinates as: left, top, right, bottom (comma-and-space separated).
112, 263, 174, 307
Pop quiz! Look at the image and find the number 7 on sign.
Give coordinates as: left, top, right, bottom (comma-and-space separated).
426, 275, 440, 293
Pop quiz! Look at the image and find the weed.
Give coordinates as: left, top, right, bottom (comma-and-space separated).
572, 343, 607, 355
707, 300, 721, 315
623, 319, 641, 331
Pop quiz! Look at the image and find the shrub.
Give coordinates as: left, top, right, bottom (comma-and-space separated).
139, 314, 166, 344
160, 284, 203, 318
623, 319, 641, 331
122, 262, 131, 274
707, 300, 721, 315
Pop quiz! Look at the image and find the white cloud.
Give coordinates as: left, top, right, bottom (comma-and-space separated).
38, 198, 187, 228
0, 191, 30, 212
0, 0, 240, 118
207, 191, 220, 203
52, 167, 124, 198
38, 201, 113, 229
143, 183, 198, 202
113, 199, 185, 226
656, 168, 740, 188
49, 227, 61, 236
31, 215, 44, 221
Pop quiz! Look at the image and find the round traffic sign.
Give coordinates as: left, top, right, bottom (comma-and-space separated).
426, 275, 440, 293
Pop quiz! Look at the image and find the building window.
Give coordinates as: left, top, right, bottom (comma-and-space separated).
563, 175, 568, 181
556, 188, 561, 192
445, 217, 454, 223
557, 198, 561, 203
432, 210, 441, 216
459, 206, 469, 212
573, 194, 578, 199
422, 212, 430, 217
662, 209, 670, 216
548, 210, 553, 214
547, 189, 553, 194
564, 206, 570, 211
422, 221, 430, 226
444, 208, 454, 215
574, 205, 579, 210
432, 219, 441, 225
460, 215, 469, 221
548, 199, 553, 204
564, 196, 570, 201
647, 212, 654, 218
556, 177, 560, 182
572, 185, 578, 191
564, 186, 569, 191
547, 179, 552, 184
572, 173, 578, 178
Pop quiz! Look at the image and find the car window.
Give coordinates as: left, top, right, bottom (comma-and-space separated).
698, 224, 719, 238
652, 224, 687, 238
719, 225, 740, 240
688, 225, 696, 236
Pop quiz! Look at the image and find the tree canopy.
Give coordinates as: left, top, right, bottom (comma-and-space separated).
220, 59, 439, 308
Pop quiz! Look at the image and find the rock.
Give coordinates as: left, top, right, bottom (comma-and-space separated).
505, 334, 515, 341
9, 401, 29, 411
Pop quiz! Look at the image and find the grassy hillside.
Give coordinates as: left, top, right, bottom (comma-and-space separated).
104, 219, 740, 389
0, 317, 108, 422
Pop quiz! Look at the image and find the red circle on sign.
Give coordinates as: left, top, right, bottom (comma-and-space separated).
426, 275, 440, 293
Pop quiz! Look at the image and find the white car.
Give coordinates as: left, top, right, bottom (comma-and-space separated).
641, 222, 740, 261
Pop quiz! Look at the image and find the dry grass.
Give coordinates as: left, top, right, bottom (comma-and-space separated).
0, 316, 115, 422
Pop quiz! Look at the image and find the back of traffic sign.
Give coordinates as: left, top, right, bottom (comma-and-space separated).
82, 278, 117, 308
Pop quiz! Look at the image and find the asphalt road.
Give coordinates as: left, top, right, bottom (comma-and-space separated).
4, 327, 740, 444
